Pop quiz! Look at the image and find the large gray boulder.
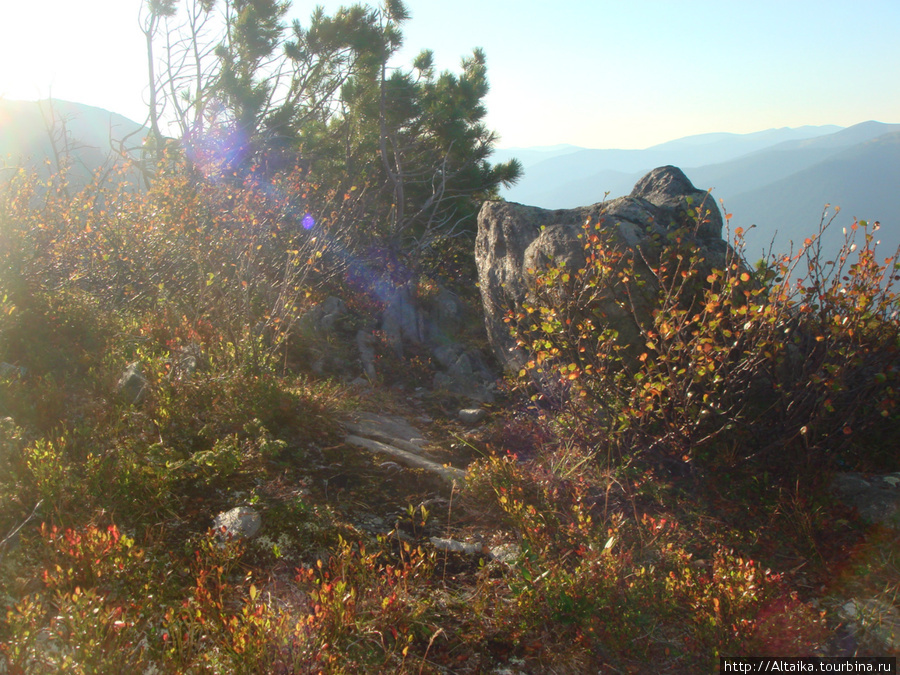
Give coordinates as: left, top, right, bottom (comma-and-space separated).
475, 166, 729, 372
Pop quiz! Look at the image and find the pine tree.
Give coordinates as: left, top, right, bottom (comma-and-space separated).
303, 2, 522, 271
142, 0, 521, 273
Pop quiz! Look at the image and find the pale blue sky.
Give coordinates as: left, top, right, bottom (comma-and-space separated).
1, 0, 898, 149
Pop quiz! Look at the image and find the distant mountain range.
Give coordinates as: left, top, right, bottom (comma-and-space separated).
495, 122, 900, 259
3, 99, 896, 262
0, 98, 147, 186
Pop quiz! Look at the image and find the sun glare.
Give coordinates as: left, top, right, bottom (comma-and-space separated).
0, 1, 145, 120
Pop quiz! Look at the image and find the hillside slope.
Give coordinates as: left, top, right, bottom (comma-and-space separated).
501, 125, 844, 208
726, 131, 900, 258
0, 98, 147, 185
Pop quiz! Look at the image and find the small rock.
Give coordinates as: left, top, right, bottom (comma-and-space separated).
430, 537, 487, 556
489, 543, 521, 565
298, 296, 346, 334
432, 343, 463, 369
832, 473, 872, 497
213, 507, 262, 540
0, 362, 27, 379
116, 362, 148, 404
458, 408, 488, 425
318, 296, 347, 332
169, 343, 207, 381
356, 330, 377, 381
491, 667, 528, 675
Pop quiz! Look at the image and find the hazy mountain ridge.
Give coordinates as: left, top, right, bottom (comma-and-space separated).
499, 125, 847, 207
649, 125, 844, 158
3, 99, 896, 262
501, 121, 900, 259
726, 131, 900, 258
491, 144, 583, 169
0, 98, 147, 184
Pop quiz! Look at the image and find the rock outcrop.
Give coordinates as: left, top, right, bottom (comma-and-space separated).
300, 282, 497, 402
475, 166, 728, 372
832, 472, 900, 529
341, 411, 466, 484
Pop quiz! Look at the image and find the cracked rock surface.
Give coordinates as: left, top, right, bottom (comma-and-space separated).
341, 411, 466, 484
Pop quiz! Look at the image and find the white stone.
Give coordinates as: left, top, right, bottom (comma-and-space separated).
458, 408, 488, 424
213, 507, 262, 539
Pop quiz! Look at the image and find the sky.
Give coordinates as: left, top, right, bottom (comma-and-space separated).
1, 0, 898, 150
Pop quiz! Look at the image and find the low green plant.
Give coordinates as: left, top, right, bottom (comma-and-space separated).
300, 533, 442, 672
464, 452, 798, 670
1, 522, 156, 674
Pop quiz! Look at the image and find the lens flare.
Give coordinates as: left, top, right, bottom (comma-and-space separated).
302, 213, 315, 230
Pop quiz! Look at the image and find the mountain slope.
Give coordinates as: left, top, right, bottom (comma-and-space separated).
689, 122, 900, 201
726, 131, 900, 259
650, 125, 843, 159
502, 125, 845, 208
0, 98, 147, 185
490, 144, 583, 169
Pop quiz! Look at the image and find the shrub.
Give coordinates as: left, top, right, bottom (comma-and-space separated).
0, 522, 155, 674
511, 213, 900, 473
0, 288, 111, 378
